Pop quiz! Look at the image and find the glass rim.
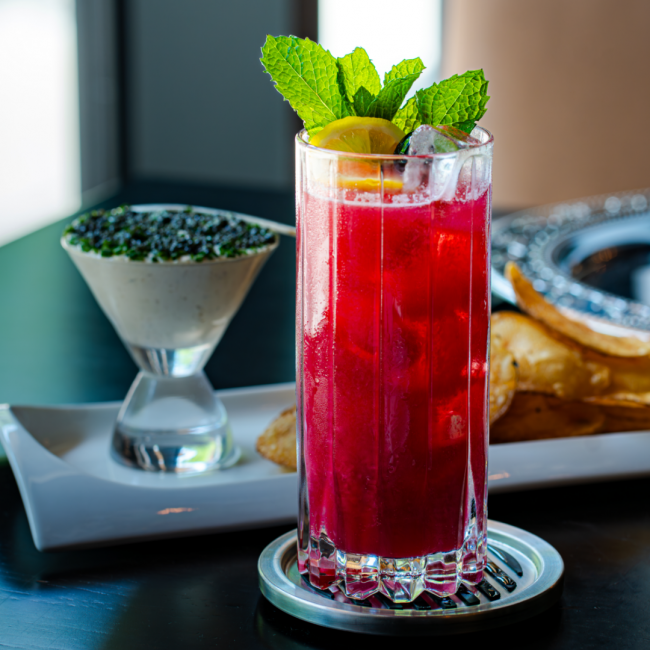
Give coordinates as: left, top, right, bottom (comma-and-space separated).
296, 125, 493, 160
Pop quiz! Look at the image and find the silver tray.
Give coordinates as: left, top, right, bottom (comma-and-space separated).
492, 187, 650, 334
258, 522, 564, 635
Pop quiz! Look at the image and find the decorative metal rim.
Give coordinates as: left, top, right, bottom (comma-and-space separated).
491, 187, 650, 333
258, 521, 564, 636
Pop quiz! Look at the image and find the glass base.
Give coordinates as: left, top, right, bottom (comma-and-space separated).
299, 527, 486, 603
112, 370, 239, 473
127, 343, 215, 377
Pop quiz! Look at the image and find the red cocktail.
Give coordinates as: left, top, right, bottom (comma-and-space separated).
296, 127, 493, 602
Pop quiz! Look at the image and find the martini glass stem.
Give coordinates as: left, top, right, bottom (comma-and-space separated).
113, 369, 239, 473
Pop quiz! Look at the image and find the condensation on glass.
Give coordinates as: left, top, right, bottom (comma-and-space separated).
295, 128, 494, 602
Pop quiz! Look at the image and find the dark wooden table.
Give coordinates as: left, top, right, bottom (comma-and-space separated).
1, 181, 648, 649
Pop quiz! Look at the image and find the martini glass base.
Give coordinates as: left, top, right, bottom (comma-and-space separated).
112, 370, 239, 473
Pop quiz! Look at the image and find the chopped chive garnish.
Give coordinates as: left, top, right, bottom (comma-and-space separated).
64, 206, 277, 262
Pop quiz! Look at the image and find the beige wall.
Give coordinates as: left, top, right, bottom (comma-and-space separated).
443, 0, 650, 209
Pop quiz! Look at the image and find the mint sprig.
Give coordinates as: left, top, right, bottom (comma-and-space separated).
363, 57, 424, 121
393, 97, 422, 133
337, 48, 382, 116
352, 87, 376, 117
415, 70, 489, 135
260, 35, 489, 137
261, 36, 352, 134
337, 53, 424, 122
337, 47, 381, 104
384, 58, 425, 84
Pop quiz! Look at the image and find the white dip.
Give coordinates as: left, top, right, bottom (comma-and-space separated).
62, 238, 278, 350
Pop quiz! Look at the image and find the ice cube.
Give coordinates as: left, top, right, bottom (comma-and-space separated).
433, 125, 481, 148
408, 125, 452, 154
401, 125, 482, 195
407, 124, 480, 155
396, 124, 481, 200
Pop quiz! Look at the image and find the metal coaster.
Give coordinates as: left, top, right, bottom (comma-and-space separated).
258, 521, 563, 635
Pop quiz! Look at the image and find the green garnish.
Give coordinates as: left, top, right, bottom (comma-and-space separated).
337, 47, 382, 106
392, 97, 421, 133
63, 206, 277, 262
260, 35, 353, 135
362, 58, 425, 121
415, 70, 489, 135
261, 36, 489, 136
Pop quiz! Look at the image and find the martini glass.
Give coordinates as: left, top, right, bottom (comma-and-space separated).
62, 204, 281, 474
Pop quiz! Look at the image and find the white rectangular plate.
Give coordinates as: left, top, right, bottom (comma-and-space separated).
2, 382, 650, 551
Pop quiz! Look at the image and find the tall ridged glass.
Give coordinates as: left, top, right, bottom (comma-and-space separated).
296, 127, 493, 603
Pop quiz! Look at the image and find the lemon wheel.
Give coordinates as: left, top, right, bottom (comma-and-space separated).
310, 117, 405, 155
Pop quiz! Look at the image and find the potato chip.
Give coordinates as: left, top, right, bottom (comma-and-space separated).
599, 404, 650, 432
491, 311, 610, 400
583, 395, 648, 408
583, 350, 650, 394
490, 393, 605, 444
489, 337, 517, 424
505, 262, 650, 357
256, 405, 297, 470
577, 350, 650, 407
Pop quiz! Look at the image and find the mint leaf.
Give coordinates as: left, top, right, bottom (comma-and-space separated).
261, 35, 352, 133
353, 86, 376, 115
384, 57, 425, 84
454, 118, 478, 134
363, 58, 425, 121
364, 75, 419, 120
392, 97, 421, 133
415, 69, 489, 133
337, 47, 381, 105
